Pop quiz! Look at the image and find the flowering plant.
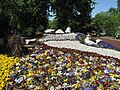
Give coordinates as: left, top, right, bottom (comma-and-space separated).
76, 33, 120, 51
2, 43, 120, 90
0, 54, 19, 89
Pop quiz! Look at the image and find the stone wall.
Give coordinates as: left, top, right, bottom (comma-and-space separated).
39, 33, 77, 42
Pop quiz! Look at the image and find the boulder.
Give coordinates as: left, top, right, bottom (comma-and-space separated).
25, 38, 36, 44
84, 35, 97, 46
65, 27, 71, 33
45, 29, 54, 34
55, 29, 64, 34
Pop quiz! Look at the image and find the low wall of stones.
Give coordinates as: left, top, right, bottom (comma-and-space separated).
38, 33, 77, 42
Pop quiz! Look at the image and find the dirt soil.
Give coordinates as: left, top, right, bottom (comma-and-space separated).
100, 37, 120, 49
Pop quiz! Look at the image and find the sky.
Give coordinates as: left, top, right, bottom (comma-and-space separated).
92, 0, 117, 17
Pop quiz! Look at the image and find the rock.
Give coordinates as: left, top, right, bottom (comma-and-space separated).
45, 29, 55, 34
65, 27, 71, 33
25, 38, 36, 44
84, 36, 97, 46
55, 29, 64, 34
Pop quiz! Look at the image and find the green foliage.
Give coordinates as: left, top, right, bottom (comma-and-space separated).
36, 26, 45, 33
24, 27, 35, 37
0, 0, 49, 37
0, 13, 9, 37
0, 0, 95, 37
92, 0, 120, 39
115, 28, 120, 39
92, 10, 118, 37
79, 36, 86, 43
50, 0, 95, 33
49, 18, 57, 29
117, 0, 120, 10
92, 2, 120, 39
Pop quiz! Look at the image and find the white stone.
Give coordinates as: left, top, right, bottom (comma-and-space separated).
84, 36, 97, 46
96, 39, 102, 44
45, 29, 54, 33
55, 29, 64, 34
25, 38, 36, 44
65, 27, 71, 33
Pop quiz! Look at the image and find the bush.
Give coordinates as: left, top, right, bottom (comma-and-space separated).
23, 27, 35, 37
75, 33, 86, 43
115, 30, 120, 39
7, 35, 23, 57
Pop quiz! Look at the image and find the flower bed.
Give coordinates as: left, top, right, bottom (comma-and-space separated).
98, 40, 120, 51
76, 33, 120, 51
3, 43, 120, 90
0, 54, 19, 89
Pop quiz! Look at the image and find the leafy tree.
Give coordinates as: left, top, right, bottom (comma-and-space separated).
0, 0, 96, 36
0, 12, 9, 38
92, 7, 120, 37
117, 0, 120, 10
50, 0, 95, 33
0, 0, 49, 36
93, 12, 115, 36
49, 18, 57, 29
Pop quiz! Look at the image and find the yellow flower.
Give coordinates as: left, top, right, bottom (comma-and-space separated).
83, 80, 88, 83
0, 82, 5, 88
98, 70, 103, 75
48, 69, 52, 74
0, 54, 19, 89
64, 79, 68, 82
83, 69, 89, 73
8, 82, 13, 85
66, 63, 71, 68
5, 78, 10, 81
109, 73, 115, 77
72, 83, 81, 89
98, 84, 104, 90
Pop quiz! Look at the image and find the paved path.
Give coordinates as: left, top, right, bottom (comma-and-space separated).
44, 41, 120, 59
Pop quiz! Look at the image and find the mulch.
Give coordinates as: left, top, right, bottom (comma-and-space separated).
100, 37, 120, 49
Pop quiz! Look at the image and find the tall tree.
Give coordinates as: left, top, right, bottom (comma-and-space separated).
50, 0, 95, 34
0, 0, 49, 36
117, 0, 120, 10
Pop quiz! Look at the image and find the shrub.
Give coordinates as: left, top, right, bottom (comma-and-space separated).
7, 35, 23, 57
75, 33, 86, 43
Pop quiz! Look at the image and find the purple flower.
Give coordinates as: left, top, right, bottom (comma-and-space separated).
98, 78, 104, 85
92, 85, 97, 89
75, 33, 85, 40
40, 75, 44, 78
62, 60, 67, 63
86, 86, 93, 90
72, 57, 76, 61
21, 66, 26, 69
98, 41, 120, 51
65, 87, 72, 90
51, 62, 56, 65
69, 72, 74, 76
10, 73, 16, 77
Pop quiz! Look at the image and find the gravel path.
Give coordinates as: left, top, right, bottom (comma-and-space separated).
44, 41, 120, 59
